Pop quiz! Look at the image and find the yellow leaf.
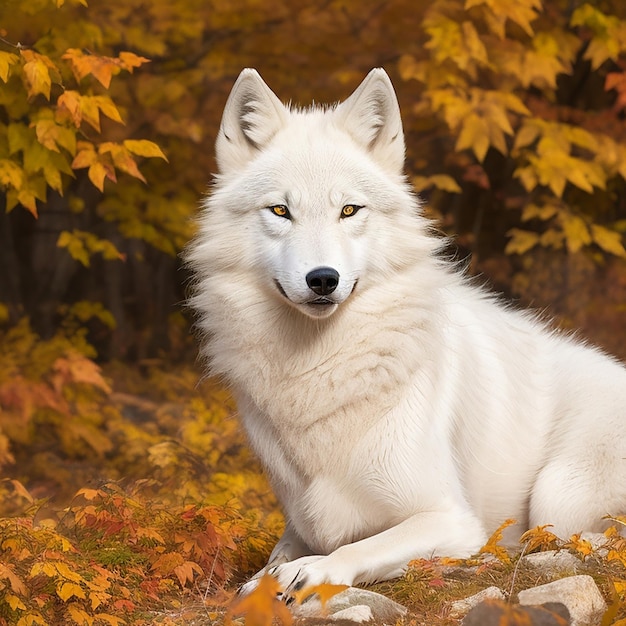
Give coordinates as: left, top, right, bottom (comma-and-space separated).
6, 593, 27, 610
93, 615, 125, 626
80, 96, 103, 132
479, 519, 516, 564
16, 613, 47, 626
118, 51, 150, 72
55, 561, 85, 584
505, 229, 539, 255
466, 0, 541, 36
456, 112, 490, 162
0, 51, 19, 82
21, 52, 52, 100
34, 120, 76, 155
57, 580, 87, 601
30, 561, 57, 578
93, 96, 124, 125
88, 159, 115, 191
539, 228, 564, 249
521, 203, 558, 222
519, 524, 559, 552
0, 159, 25, 189
560, 212, 591, 254
591, 224, 626, 258
100, 143, 146, 182
71, 145, 97, 170
68, 603, 93, 625
413, 174, 461, 193
514, 123, 541, 151
123, 139, 168, 161
564, 533, 593, 557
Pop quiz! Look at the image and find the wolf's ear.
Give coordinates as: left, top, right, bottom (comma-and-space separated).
216, 69, 288, 174
335, 68, 405, 173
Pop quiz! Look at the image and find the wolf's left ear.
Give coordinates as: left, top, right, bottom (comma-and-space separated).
216, 69, 289, 174
335, 68, 405, 173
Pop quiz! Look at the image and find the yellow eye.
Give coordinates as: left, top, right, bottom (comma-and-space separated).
341, 204, 362, 218
270, 205, 289, 218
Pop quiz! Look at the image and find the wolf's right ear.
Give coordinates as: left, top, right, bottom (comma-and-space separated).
335, 68, 405, 174
216, 69, 288, 174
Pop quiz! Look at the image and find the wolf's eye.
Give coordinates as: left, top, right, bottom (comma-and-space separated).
341, 204, 363, 218
269, 205, 290, 219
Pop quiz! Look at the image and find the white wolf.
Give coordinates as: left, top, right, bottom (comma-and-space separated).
186, 68, 626, 592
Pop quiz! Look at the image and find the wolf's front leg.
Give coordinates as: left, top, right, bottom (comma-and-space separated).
239, 521, 312, 595
269, 508, 487, 593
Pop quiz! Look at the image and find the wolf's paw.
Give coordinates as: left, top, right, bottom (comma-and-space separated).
269, 554, 354, 598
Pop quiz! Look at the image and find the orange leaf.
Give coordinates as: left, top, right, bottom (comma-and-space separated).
57, 90, 83, 127
292, 583, 348, 609
173, 560, 204, 587
519, 524, 559, 552
118, 51, 150, 72
479, 519, 516, 564
227, 574, 292, 626
62, 48, 119, 88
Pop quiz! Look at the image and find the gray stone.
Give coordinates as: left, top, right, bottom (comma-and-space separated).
448, 586, 506, 618
522, 550, 580, 574
292, 587, 407, 624
518, 575, 606, 626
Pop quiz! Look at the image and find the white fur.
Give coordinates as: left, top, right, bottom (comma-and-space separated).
186, 68, 626, 593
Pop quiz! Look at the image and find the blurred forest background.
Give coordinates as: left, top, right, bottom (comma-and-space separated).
2, 0, 626, 624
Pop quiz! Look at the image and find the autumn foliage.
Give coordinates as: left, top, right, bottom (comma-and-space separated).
3, 0, 626, 624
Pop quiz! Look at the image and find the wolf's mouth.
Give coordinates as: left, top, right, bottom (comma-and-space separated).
274, 279, 336, 305
308, 297, 335, 305
273, 279, 358, 305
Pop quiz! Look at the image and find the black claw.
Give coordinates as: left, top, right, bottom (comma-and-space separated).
287, 569, 302, 590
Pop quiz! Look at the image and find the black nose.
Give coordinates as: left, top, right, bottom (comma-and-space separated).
306, 267, 340, 296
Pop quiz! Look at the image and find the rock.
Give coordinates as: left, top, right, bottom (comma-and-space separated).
448, 586, 506, 618
462, 599, 570, 626
291, 587, 407, 624
518, 575, 606, 626
522, 550, 580, 574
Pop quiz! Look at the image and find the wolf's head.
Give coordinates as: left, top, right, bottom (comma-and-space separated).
200, 69, 434, 320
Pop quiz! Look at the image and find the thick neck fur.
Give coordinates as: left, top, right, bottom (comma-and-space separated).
191, 252, 449, 475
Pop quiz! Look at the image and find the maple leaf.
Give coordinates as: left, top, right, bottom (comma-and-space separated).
227, 574, 292, 626
52, 351, 112, 394
465, 0, 541, 37
591, 224, 626, 258
173, 560, 203, 587
124, 139, 168, 161
479, 518, 516, 563
57, 91, 83, 128
292, 583, 349, 610
0, 50, 19, 82
0, 562, 28, 595
63, 48, 122, 89
559, 211, 592, 254
505, 228, 539, 255
519, 524, 559, 552
20, 50, 53, 100
564, 533, 593, 558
